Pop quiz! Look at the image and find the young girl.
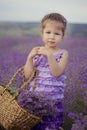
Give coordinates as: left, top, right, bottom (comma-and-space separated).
18, 13, 68, 130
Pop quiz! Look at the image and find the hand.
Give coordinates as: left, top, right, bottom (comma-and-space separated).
37, 47, 51, 56
28, 46, 40, 59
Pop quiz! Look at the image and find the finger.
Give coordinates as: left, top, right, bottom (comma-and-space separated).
37, 50, 41, 54
35, 46, 41, 49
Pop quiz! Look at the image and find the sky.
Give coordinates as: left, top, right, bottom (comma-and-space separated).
0, 0, 87, 23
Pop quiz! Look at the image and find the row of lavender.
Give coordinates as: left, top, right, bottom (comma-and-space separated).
0, 36, 87, 130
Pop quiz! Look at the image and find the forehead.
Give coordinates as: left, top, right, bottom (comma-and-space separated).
43, 20, 63, 30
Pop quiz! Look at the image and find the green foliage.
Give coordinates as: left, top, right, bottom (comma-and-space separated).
72, 95, 85, 113
63, 115, 73, 130
7, 87, 17, 95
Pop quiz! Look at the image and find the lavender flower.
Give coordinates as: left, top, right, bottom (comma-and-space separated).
0, 36, 87, 130
18, 91, 60, 118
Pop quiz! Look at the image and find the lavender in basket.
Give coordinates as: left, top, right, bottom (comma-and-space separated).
18, 90, 60, 118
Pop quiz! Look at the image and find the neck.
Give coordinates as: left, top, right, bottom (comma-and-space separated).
45, 45, 60, 54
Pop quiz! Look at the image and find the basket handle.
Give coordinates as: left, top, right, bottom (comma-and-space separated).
0, 66, 38, 99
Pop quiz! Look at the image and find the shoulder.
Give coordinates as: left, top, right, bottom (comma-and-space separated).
55, 49, 68, 62
63, 49, 69, 56
59, 49, 69, 63
58, 49, 69, 59
61, 49, 69, 57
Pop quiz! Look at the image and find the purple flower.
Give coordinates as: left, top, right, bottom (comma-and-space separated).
0, 36, 87, 130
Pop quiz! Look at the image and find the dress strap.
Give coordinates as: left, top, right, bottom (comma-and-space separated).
56, 49, 65, 56
59, 49, 65, 54
55, 49, 65, 61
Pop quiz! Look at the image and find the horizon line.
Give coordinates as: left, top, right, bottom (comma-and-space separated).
0, 21, 87, 24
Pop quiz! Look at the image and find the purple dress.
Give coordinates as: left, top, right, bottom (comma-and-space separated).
18, 49, 67, 130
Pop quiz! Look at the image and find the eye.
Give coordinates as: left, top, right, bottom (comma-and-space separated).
55, 33, 60, 35
46, 31, 51, 34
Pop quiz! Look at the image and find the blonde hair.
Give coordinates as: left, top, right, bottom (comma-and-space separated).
41, 13, 67, 36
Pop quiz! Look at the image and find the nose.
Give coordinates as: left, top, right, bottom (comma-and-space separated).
50, 33, 55, 39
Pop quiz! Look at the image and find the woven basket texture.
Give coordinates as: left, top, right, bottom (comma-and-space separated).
0, 85, 41, 130
0, 66, 41, 130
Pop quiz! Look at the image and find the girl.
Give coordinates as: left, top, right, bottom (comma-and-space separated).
18, 13, 69, 130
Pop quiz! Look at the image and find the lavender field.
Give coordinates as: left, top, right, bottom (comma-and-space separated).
0, 23, 87, 130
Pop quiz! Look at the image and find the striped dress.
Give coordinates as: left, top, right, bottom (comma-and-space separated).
18, 49, 67, 130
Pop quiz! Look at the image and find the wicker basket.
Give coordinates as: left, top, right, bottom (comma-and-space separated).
0, 67, 41, 130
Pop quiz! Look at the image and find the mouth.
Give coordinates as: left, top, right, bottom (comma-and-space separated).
49, 41, 55, 44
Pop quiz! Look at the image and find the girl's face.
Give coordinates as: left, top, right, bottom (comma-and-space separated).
41, 20, 63, 49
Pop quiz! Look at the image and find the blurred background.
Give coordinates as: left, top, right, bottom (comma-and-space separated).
0, 0, 87, 130
0, 0, 87, 37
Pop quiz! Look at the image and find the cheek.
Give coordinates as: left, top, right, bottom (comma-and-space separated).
55, 38, 62, 43
42, 35, 47, 43
43, 34, 48, 40
57, 36, 63, 40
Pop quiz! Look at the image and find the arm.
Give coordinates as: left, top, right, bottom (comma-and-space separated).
24, 47, 40, 79
37, 47, 69, 77
47, 50, 69, 77
24, 57, 34, 79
